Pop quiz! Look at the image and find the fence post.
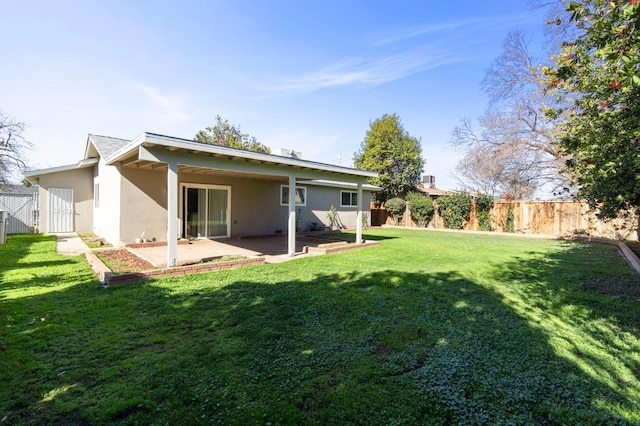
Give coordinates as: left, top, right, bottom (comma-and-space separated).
0, 211, 7, 244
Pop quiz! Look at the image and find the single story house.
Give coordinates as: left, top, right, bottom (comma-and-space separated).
24, 132, 378, 266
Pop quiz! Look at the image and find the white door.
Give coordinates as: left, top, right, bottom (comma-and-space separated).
49, 188, 74, 233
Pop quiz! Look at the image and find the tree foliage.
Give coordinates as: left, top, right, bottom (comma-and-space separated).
0, 110, 32, 186
407, 192, 435, 227
451, 31, 567, 199
354, 114, 424, 203
385, 197, 406, 226
195, 115, 270, 153
437, 193, 472, 230
544, 0, 640, 219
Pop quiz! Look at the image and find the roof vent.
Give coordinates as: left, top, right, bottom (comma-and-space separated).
278, 148, 302, 159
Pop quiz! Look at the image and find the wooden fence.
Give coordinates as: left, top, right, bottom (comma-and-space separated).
370, 201, 639, 241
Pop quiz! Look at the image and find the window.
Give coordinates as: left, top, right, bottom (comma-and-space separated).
280, 185, 307, 206
94, 183, 100, 208
340, 191, 358, 207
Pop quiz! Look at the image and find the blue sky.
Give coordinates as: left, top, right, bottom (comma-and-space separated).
2, 1, 546, 189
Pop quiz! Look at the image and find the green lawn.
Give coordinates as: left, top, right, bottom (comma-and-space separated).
1, 230, 639, 425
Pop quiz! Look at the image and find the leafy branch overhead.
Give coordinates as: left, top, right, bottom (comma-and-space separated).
543, 0, 640, 219
195, 115, 270, 154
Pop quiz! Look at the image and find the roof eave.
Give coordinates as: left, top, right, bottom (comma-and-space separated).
106, 132, 378, 179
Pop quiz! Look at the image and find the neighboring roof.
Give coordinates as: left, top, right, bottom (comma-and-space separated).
85, 134, 131, 159
0, 184, 38, 194
415, 184, 453, 197
23, 158, 99, 185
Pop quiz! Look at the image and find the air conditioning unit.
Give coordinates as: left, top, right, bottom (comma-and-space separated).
422, 175, 436, 188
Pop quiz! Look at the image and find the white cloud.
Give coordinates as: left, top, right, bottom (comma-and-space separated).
129, 83, 193, 124
260, 48, 466, 94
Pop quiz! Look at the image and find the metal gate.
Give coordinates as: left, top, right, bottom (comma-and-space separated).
0, 192, 38, 234
49, 188, 74, 233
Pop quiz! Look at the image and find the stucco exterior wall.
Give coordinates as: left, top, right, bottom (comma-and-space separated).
287, 184, 372, 231
179, 172, 284, 237
36, 167, 94, 234
119, 167, 168, 244
93, 160, 122, 246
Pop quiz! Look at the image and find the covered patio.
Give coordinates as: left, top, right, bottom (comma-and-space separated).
107, 133, 377, 267
128, 236, 325, 268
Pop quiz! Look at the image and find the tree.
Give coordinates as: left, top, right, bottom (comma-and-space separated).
451, 31, 567, 199
544, 0, 640, 219
354, 114, 424, 202
195, 115, 270, 153
0, 110, 32, 186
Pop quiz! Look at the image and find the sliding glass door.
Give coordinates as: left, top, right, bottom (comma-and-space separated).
183, 185, 230, 239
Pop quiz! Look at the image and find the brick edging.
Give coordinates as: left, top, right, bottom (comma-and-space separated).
85, 250, 265, 286
304, 240, 380, 255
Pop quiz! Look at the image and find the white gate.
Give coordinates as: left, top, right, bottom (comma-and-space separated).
49, 188, 74, 233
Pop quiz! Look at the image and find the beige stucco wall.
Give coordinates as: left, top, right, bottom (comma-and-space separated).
290, 184, 373, 231
93, 160, 122, 246
119, 167, 168, 244
36, 167, 94, 234
179, 172, 285, 237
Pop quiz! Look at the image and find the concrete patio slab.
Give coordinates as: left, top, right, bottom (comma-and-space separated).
128, 236, 317, 268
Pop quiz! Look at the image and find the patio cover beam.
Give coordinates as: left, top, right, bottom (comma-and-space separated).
167, 161, 179, 267
139, 146, 370, 185
356, 182, 363, 244
288, 175, 296, 257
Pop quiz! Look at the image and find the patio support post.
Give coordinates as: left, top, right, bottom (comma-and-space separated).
356, 182, 363, 244
288, 175, 296, 257
167, 161, 178, 267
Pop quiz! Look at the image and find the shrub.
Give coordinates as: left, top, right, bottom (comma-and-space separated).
476, 194, 494, 231
407, 192, 435, 227
437, 193, 472, 229
385, 197, 406, 226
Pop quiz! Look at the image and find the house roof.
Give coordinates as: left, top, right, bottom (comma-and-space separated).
85, 134, 131, 160
23, 158, 99, 185
107, 132, 377, 182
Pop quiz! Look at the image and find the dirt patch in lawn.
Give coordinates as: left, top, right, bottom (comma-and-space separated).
96, 249, 154, 273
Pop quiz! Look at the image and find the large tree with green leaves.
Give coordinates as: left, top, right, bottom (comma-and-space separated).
353, 114, 424, 202
195, 115, 270, 153
544, 0, 640, 219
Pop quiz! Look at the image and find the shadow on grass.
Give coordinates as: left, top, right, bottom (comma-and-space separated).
2, 240, 639, 424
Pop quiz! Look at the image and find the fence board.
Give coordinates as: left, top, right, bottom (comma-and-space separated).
371, 200, 639, 240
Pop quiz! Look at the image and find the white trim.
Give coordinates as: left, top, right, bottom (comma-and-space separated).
180, 182, 231, 239
302, 179, 380, 191
24, 158, 98, 183
280, 185, 306, 206
340, 190, 358, 208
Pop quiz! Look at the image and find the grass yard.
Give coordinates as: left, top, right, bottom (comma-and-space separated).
1, 230, 639, 425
